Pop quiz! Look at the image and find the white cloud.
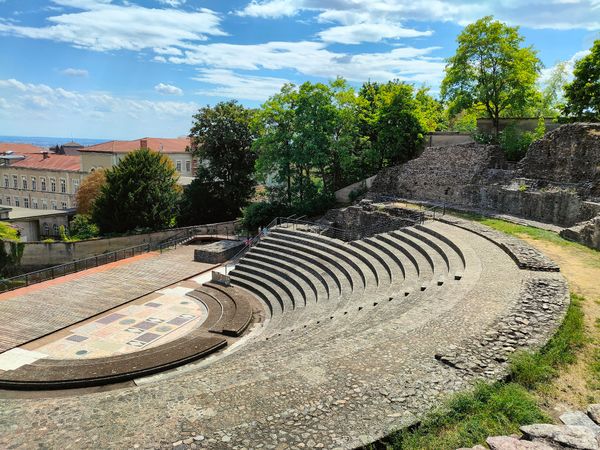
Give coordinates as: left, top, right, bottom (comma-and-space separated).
155, 82, 183, 95
193, 69, 289, 100
0, 0, 225, 52
237, 0, 600, 30
540, 49, 591, 83
318, 23, 432, 44
0, 78, 198, 137
239, 0, 300, 18
163, 41, 445, 85
61, 67, 89, 77
157, 0, 186, 6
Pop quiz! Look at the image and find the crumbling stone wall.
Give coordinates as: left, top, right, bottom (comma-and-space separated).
319, 201, 420, 240
369, 123, 600, 228
518, 123, 600, 197
561, 215, 600, 250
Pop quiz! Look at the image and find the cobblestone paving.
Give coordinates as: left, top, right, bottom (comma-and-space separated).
0, 247, 214, 353
0, 223, 569, 449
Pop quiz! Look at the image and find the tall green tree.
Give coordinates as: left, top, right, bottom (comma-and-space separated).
563, 40, 600, 121
538, 61, 569, 116
441, 16, 542, 135
92, 148, 179, 233
180, 101, 257, 224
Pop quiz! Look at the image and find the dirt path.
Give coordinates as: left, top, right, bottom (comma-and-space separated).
518, 235, 600, 414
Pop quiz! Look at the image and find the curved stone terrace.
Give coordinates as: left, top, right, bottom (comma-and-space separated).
0, 217, 569, 449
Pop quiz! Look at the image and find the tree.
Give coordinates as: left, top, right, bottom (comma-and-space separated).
76, 169, 106, 215
92, 148, 180, 233
563, 40, 600, 121
539, 61, 569, 116
180, 101, 256, 225
442, 16, 542, 136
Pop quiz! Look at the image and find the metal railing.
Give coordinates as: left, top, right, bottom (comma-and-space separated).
0, 222, 243, 294
0, 242, 151, 293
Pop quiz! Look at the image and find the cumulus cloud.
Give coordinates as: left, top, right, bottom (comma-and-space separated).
0, 79, 198, 137
154, 82, 183, 95
61, 67, 88, 77
157, 0, 186, 6
193, 69, 289, 100
237, 0, 600, 30
0, 0, 225, 52
162, 41, 446, 85
318, 23, 433, 44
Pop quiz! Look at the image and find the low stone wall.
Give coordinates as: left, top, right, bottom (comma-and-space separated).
194, 240, 245, 264
561, 215, 600, 250
334, 175, 376, 203
15, 220, 239, 270
319, 201, 420, 240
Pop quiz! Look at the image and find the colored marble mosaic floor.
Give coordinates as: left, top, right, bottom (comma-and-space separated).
31, 291, 205, 360
0, 246, 215, 353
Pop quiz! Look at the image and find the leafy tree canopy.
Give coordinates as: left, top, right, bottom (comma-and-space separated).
442, 16, 542, 134
76, 168, 106, 215
180, 100, 257, 225
563, 39, 600, 121
92, 148, 180, 234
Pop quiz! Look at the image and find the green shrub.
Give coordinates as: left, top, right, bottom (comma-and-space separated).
241, 201, 292, 234
69, 214, 100, 240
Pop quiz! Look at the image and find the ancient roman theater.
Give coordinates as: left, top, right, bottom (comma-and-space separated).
0, 202, 569, 449
5, 124, 600, 449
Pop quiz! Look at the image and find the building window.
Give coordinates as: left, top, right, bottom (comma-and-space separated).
12, 175, 17, 189
185, 160, 191, 172
50, 178, 56, 192
41, 177, 47, 191
61, 201, 67, 210
42, 200, 48, 210
176, 160, 182, 171
22, 176, 28, 190
60, 178, 66, 194
0, 198, 2, 205
5, 196, 10, 206
3, 175, 8, 188
31, 177, 36, 191
51, 200, 57, 210
14, 197, 19, 207
53, 224, 59, 235
32, 198, 38, 209
43, 223, 49, 235
73, 179, 79, 192
23, 197, 29, 208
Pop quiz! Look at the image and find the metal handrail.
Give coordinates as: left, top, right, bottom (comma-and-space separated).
0, 242, 151, 293
0, 223, 242, 294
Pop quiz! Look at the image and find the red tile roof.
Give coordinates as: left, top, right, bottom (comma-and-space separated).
82, 137, 190, 154
10, 154, 81, 172
0, 143, 47, 154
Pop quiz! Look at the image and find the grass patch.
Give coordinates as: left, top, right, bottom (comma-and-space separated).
374, 294, 585, 450
381, 383, 546, 450
448, 210, 600, 268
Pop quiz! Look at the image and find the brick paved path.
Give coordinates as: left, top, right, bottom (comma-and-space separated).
0, 246, 214, 353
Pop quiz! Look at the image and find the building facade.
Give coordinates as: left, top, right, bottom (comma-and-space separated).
80, 137, 196, 178
0, 152, 85, 211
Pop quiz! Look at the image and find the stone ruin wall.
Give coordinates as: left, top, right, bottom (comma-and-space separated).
369, 123, 600, 249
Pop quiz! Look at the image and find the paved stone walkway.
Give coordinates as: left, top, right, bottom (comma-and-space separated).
0, 222, 569, 449
0, 246, 215, 354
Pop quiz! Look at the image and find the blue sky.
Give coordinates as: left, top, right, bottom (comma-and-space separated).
0, 0, 598, 140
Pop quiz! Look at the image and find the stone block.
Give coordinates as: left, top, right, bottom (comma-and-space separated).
520, 424, 599, 449
560, 411, 600, 434
486, 436, 554, 449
